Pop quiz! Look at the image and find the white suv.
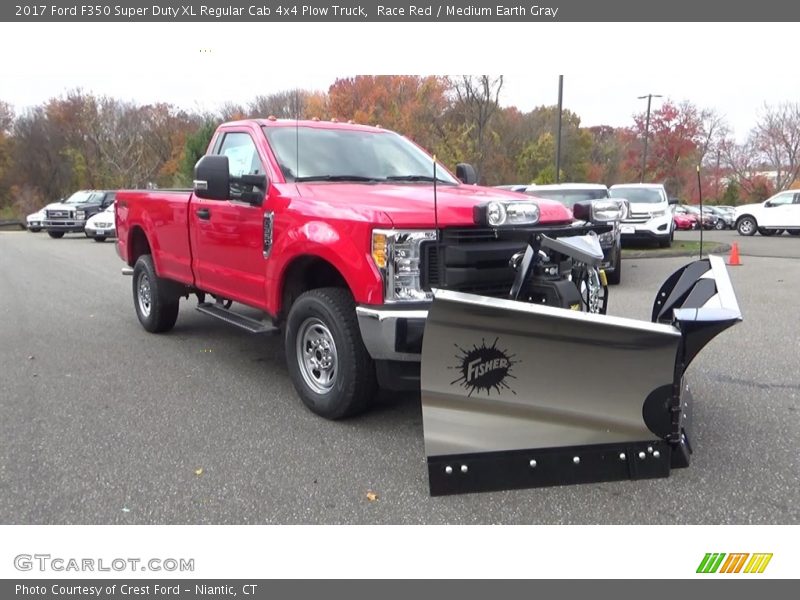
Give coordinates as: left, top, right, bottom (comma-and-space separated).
609, 183, 674, 247
734, 190, 800, 236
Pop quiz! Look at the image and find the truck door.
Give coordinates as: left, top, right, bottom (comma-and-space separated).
760, 191, 795, 227
190, 130, 269, 310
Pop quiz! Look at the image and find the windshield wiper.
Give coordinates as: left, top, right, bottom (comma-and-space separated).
386, 175, 453, 183
294, 175, 383, 182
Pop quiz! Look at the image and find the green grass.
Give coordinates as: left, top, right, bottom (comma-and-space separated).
0, 205, 20, 220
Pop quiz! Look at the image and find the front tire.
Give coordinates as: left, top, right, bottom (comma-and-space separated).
714, 220, 725, 230
132, 255, 179, 333
737, 216, 757, 236
47, 231, 64, 239
284, 287, 377, 420
658, 229, 673, 248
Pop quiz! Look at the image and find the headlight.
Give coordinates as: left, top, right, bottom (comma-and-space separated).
372, 229, 437, 303
77, 211, 85, 220
475, 201, 540, 227
648, 208, 667, 218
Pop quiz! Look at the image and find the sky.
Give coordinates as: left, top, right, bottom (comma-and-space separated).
1, 22, 798, 139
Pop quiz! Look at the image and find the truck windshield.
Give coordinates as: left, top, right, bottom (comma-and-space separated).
610, 188, 663, 203
63, 191, 92, 204
527, 188, 608, 207
262, 126, 458, 184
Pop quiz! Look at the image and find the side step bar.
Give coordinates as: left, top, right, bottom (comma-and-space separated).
196, 302, 278, 335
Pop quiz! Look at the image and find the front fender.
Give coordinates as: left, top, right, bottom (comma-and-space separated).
267, 219, 384, 311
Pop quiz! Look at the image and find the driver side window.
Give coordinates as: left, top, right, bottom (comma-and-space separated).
217, 132, 265, 177
767, 192, 794, 206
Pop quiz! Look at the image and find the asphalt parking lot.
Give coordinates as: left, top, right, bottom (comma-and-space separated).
1, 229, 798, 524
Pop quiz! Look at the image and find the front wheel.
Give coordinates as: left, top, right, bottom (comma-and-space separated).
714, 220, 725, 230
737, 216, 757, 236
284, 287, 376, 419
132, 255, 179, 333
47, 231, 64, 239
658, 230, 672, 248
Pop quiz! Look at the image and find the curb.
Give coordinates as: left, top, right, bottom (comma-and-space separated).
622, 242, 731, 259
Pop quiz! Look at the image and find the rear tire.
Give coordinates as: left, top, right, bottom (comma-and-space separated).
284, 287, 377, 419
47, 231, 64, 239
132, 255, 179, 333
714, 220, 725, 230
737, 216, 757, 236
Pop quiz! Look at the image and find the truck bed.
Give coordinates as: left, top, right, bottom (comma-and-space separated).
116, 189, 195, 286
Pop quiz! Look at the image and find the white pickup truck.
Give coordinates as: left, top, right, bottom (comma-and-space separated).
734, 190, 800, 236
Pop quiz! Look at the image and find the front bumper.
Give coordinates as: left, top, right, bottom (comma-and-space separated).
620, 215, 672, 240
86, 226, 116, 238
43, 220, 85, 232
356, 306, 428, 362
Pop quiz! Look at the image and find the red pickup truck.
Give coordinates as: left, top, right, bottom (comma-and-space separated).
115, 118, 576, 419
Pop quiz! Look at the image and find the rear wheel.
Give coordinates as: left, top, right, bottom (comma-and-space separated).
47, 231, 64, 239
714, 220, 725, 230
132, 255, 179, 333
737, 216, 757, 236
284, 287, 376, 419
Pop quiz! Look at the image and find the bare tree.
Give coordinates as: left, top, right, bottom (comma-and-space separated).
753, 102, 800, 190
452, 75, 504, 181
248, 90, 311, 119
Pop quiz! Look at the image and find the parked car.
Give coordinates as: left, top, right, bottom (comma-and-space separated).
84, 204, 116, 242
683, 205, 719, 230
673, 212, 697, 230
523, 183, 625, 284
707, 206, 733, 229
42, 190, 116, 238
609, 183, 675, 247
26, 209, 45, 232
734, 190, 800, 236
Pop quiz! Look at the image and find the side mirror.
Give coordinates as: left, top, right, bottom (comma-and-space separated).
764, 200, 773, 207
194, 155, 230, 200
456, 163, 477, 185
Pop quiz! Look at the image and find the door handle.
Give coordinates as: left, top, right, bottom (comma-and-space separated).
196, 208, 211, 220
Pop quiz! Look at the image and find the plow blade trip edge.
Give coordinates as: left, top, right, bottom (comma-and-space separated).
420, 255, 741, 495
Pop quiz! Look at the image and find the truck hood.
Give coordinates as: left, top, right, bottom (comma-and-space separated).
293, 183, 572, 228
44, 202, 73, 211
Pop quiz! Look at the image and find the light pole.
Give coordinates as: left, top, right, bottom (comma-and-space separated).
638, 94, 662, 182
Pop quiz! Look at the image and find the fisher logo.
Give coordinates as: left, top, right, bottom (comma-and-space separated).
450, 338, 518, 396
696, 553, 773, 574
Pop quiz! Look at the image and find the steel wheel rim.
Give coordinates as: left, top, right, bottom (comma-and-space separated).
296, 317, 338, 394
739, 219, 754, 234
137, 272, 152, 318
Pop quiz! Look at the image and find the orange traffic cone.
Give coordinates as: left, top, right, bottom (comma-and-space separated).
728, 242, 742, 266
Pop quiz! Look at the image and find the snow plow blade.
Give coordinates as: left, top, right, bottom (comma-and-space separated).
420, 255, 741, 496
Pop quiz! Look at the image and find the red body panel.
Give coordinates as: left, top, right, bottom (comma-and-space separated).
116, 119, 573, 317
